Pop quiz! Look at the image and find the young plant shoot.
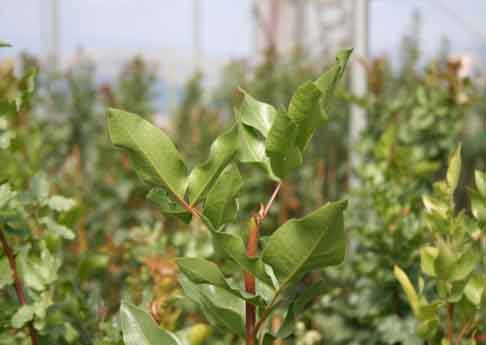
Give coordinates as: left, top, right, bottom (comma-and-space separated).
107, 50, 352, 344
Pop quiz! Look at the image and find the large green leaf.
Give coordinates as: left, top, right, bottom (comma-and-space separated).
179, 275, 245, 337
119, 302, 181, 345
187, 125, 238, 205
274, 281, 329, 338
237, 113, 275, 179
203, 164, 242, 228
420, 246, 438, 277
177, 257, 228, 288
434, 239, 456, 281
176, 257, 265, 306
394, 266, 419, 314
261, 200, 347, 286
262, 49, 350, 178
211, 230, 273, 286
265, 112, 303, 178
464, 273, 484, 306
314, 48, 352, 109
450, 245, 480, 281
147, 188, 192, 223
238, 90, 277, 137
107, 108, 187, 199
287, 81, 324, 151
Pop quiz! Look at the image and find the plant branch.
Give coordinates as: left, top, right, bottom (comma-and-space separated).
245, 182, 281, 345
258, 182, 282, 222
0, 226, 38, 345
447, 303, 454, 342
454, 321, 474, 345
173, 193, 203, 219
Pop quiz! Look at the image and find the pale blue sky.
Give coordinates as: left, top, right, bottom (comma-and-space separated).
0, 1, 484, 66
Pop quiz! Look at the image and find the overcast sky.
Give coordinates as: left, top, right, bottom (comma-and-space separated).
0, 0, 484, 71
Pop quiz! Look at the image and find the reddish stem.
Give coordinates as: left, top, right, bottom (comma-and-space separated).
244, 182, 281, 344
476, 335, 486, 342
447, 303, 454, 342
0, 227, 38, 345
244, 217, 259, 345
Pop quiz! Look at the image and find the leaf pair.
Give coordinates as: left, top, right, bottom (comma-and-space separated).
107, 109, 240, 226
237, 49, 351, 179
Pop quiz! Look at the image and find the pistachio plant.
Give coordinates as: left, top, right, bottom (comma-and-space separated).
107, 50, 351, 345
395, 145, 485, 345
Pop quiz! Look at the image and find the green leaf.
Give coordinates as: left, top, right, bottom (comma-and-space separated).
0, 257, 13, 288
238, 90, 277, 137
0, 41, 12, 48
475, 170, 486, 197
211, 231, 273, 286
287, 81, 324, 151
47, 196, 76, 212
11, 305, 34, 329
314, 48, 352, 109
32, 291, 53, 319
434, 239, 456, 281
107, 108, 187, 199
0, 183, 16, 208
420, 246, 438, 277
187, 125, 238, 205
17, 245, 61, 291
394, 266, 419, 313
176, 257, 228, 288
450, 246, 480, 281
120, 302, 181, 345
464, 273, 484, 305
422, 194, 448, 218
235, 94, 278, 179
446, 144, 461, 193
176, 257, 265, 306
203, 164, 242, 228
39, 217, 75, 240
265, 112, 303, 178
147, 188, 191, 223
261, 200, 347, 286
179, 275, 245, 337
31, 172, 49, 202
274, 281, 329, 339
237, 121, 275, 179
470, 190, 486, 223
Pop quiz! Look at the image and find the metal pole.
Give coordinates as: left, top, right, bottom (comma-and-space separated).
350, 0, 368, 186
47, 0, 59, 67
193, 0, 201, 73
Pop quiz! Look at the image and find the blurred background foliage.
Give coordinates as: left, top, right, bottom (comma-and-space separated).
0, 12, 485, 345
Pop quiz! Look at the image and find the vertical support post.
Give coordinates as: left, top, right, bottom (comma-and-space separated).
350, 0, 369, 187
49, 0, 59, 66
193, 0, 202, 73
